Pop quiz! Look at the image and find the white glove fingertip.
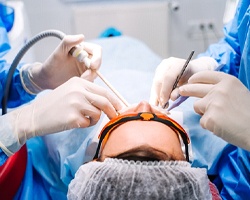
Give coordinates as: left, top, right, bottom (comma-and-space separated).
178, 86, 186, 95
170, 89, 180, 101
89, 54, 102, 70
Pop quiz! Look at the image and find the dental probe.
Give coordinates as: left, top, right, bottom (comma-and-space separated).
69, 46, 130, 107
163, 50, 195, 109
167, 63, 224, 112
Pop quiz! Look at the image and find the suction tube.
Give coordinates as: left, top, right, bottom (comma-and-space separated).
1, 30, 66, 115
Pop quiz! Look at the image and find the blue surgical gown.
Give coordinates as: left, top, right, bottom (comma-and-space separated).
198, 0, 250, 199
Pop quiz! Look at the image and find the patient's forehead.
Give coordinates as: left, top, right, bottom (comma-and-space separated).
100, 120, 185, 161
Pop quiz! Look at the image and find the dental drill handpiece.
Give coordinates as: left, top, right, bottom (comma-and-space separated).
166, 64, 224, 112
69, 45, 130, 107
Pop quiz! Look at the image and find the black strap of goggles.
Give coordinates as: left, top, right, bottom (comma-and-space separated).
93, 113, 189, 162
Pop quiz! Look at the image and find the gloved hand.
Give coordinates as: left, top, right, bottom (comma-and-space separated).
149, 56, 218, 107
20, 34, 102, 94
0, 77, 124, 156
179, 71, 250, 151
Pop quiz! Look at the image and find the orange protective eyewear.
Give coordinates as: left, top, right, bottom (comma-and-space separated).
93, 112, 190, 162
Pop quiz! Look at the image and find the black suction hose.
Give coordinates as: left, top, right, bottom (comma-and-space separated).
1, 30, 65, 115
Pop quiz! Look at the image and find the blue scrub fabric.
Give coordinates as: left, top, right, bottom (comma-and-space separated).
198, 0, 250, 199
0, 61, 35, 108
0, 3, 14, 33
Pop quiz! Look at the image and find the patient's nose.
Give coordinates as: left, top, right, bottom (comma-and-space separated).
133, 101, 153, 113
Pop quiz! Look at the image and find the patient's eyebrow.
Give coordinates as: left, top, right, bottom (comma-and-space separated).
101, 145, 175, 162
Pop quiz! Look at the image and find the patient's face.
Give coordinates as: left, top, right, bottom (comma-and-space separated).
99, 101, 185, 162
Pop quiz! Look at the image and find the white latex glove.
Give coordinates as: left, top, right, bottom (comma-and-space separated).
20, 34, 102, 94
179, 71, 250, 151
150, 56, 218, 107
0, 77, 124, 156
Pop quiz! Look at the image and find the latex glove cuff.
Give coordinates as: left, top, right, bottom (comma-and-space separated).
0, 113, 26, 156
20, 63, 44, 95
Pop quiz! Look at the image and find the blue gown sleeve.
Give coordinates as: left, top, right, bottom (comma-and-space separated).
0, 60, 35, 108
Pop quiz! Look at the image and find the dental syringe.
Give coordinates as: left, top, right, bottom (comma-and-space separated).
69, 45, 129, 107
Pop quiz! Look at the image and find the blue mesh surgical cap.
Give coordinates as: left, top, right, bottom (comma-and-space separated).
67, 158, 212, 200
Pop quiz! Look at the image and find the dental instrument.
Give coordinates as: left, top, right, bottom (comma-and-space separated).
163, 50, 195, 109
167, 63, 224, 112
69, 46, 129, 107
